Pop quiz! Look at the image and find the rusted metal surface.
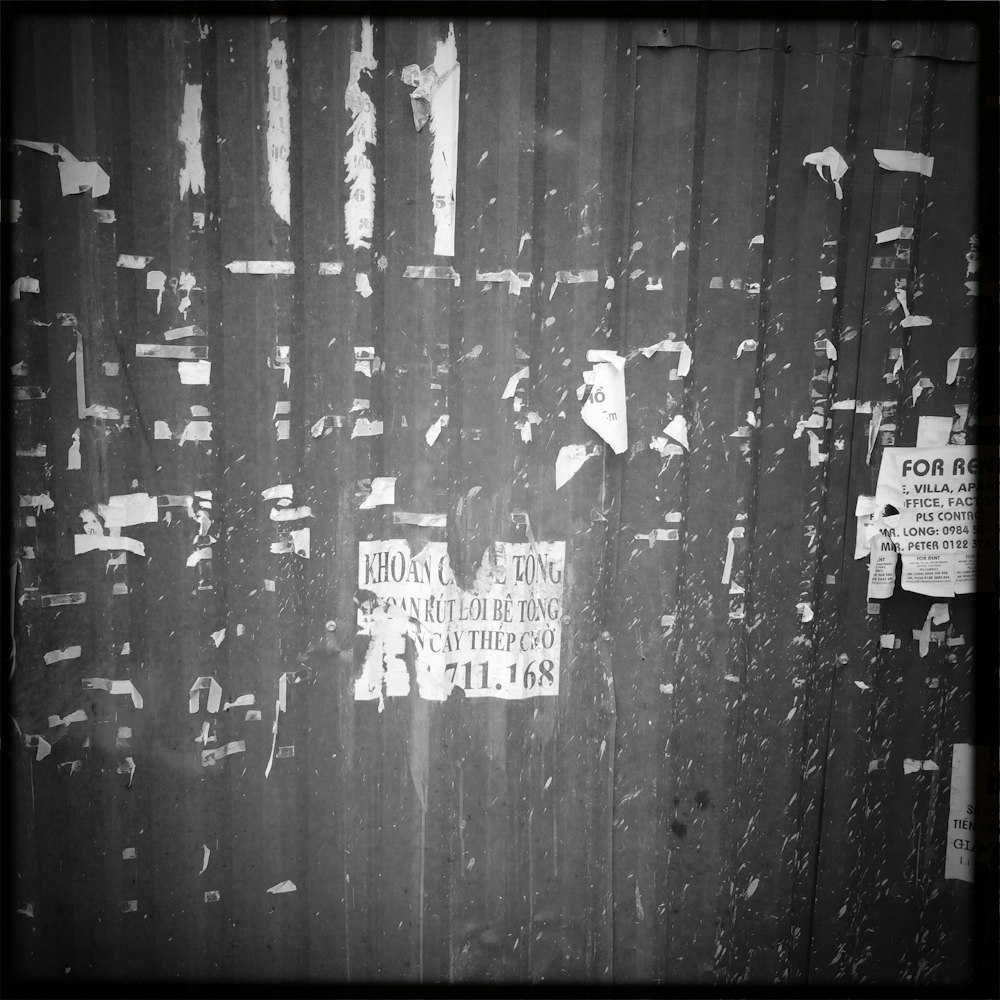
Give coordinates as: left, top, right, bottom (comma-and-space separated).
5, 10, 996, 992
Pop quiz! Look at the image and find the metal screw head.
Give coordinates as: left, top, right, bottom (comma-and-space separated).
891, 38, 904, 52
837, 653, 850, 666
325, 620, 338, 633
601, 630, 612, 642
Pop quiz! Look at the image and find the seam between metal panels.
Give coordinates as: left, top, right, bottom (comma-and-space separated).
638, 44, 979, 64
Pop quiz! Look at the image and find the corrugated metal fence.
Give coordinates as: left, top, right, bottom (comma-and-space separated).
6, 11, 997, 992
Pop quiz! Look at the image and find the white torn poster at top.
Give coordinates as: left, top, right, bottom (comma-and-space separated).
344, 17, 377, 250
872, 446, 997, 598
802, 146, 848, 200
178, 83, 205, 198
266, 39, 291, 225
874, 149, 934, 178
945, 743, 999, 882
356, 539, 565, 703
580, 351, 627, 454
402, 23, 460, 256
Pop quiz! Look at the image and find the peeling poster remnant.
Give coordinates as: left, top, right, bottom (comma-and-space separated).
945, 744, 999, 882
266, 38, 291, 225
356, 540, 565, 703
344, 17, 377, 250
580, 351, 627, 454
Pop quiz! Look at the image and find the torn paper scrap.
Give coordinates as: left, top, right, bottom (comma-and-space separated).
24, 734, 52, 761
81, 677, 143, 709
189, 676, 223, 714
20, 493, 54, 513
43, 645, 82, 665
916, 415, 953, 448
425, 414, 449, 445
662, 414, 689, 451
874, 149, 934, 178
266, 38, 291, 224
581, 351, 627, 454
501, 367, 529, 400
816, 339, 838, 361
902, 758, 939, 774
178, 82, 205, 198
318, 261, 344, 275
75, 534, 145, 556
911, 378, 934, 405
795, 602, 814, 623
224, 260, 295, 274
555, 444, 599, 490
210, 629, 226, 647
351, 417, 383, 438
9, 277, 40, 302
262, 484, 293, 501
116, 255, 152, 269
266, 880, 297, 894
201, 740, 246, 767
722, 527, 745, 585
392, 511, 446, 527
402, 264, 461, 286
48, 709, 88, 728
550, 269, 599, 299
58, 160, 110, 198
269, 505, 312, 522
146, 270, 166, 312
802, 146, 848, 199
360, 477, 396, 509
735, 339, 757, 359
178, 360, 211, 384
637, 339, 692, 377
344, 16, 377, 250
946, 347, 976, 384
223, 694, 255, 711
476, 269, 532, 295
163, 324, 205, 341
355, 272, 373, 298
875, 226, 913, 244
820, 275, 836, 291
290, 527, 310, 558
136, 343, 208, 360
403, 23, 459, 255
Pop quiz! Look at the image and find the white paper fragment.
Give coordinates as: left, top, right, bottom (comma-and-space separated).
189, 676, 223, 714
911, 378, 934, 405
802, 146, 848, 199
67, 428, 81, 470
162, 325, 205, 341
223, 694, 255, 711
224, 260, 295, 274
9, 277, 40, 302
902, 758, 939, 774
874, 149, 934, 177
402, 24, 460, 255
145, 270, 167, 313
75, 534, 145, 556
916, 415, 953, 448
318, 261, 344, 275
136, 343, 208, 360
262, 484, 294, 501
345, 17, 377, 250
581, 351, 627, 454
57, 159, 110, 198
501, 366, 529, 400
290, 527, 310, 558
43, 645, 82, 665
875, 226, 913, 244
266, 39, 291, 224
555, 444, 600, 490
476, 269, 532, 295
266, 880, 297, 894
81, 677, 143, 709
722, 527, 745, 585
815, 338, 838, 361
402, 264, 461, 285
360, 477, 396, 509
269, 505, 312, 522
425, 414, 449, 445
735, 339, 757, 358
820, 275, 836, 291
100, 493, 159, 528
179, 420, 212, 443
351, 417, 383, 439
355, 272, 373, 298
116, 255, 152, 269
48, 709, 88, 728
201, 740, 246, 767
178, 360, 211, 385
177, 83, 205, 199
210, 628, 226, 647
636, 339, 692, 376
946, 346, 975, 384
662, 415, 689, 451
796, 602, 814, 623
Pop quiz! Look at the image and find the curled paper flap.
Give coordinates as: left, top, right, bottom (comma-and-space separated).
266, 880, 297, 894
581, 352, 628, 454
425, 414, 449, 445
636, 339, 692, 376
902, 758, 939, 774
201, 740, 246, 767
662, 415, 689, 451
946, 347, 975, 384
82, 677, 143, 709
802, 146, 848, 199
189, 676, 223, 714
501, 366, 530, 399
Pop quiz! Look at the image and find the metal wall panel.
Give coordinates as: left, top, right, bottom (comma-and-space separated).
5, 11, 996, 992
